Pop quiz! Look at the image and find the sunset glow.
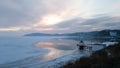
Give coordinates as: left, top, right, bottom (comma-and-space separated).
0, 0, 120, 36
0, 27, 21, 31
41, 14, 63, 26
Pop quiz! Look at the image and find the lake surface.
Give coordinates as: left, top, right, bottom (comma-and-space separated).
0, 36, 104, 68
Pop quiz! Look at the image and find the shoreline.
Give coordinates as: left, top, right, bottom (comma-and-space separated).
62, 42, 120, 68
0, 39, 118, 68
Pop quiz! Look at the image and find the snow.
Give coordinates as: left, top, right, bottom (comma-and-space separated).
0, 44, 48, 64
0, 48, 90, 68
0, 36, 83, 68
39, 49, 90, 68
0, 36, 53, 64
102, 42, 118, 46
16, 49, 90, 68
0, 36, 111, 68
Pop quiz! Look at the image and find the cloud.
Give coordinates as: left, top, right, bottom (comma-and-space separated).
0, 0, 120, 36
0, 0, 46, 27
0, 0, 91, 27
52, 16, 120, 33
0, 27, 20, 31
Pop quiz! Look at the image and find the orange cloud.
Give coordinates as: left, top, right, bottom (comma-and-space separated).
0, 27, 21, 31
34, 27, 54, 31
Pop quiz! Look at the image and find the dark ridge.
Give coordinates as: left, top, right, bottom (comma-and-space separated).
24, 29, 120, 37
62, 42, 120, 68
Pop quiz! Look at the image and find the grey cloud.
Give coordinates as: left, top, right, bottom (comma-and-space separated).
55, 18, 84, 28
53, 16, 120, 33
0, 0, 74, 28
0, 0, 46, 27
0, 0, 120, 35
81, 16, 113, 25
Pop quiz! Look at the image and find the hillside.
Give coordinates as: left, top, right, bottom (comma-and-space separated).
24, 30, 120, 37
24, 33, 68, 36
62, 42, 120, 68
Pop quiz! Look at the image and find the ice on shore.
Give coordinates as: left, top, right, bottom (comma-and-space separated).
38, 49, 90, 68
102, 42, 118, 46
0, 48, 90, 68
0, 36, 50, 64
0, 45, 48, 65
18, 49, 90, 68
0, 36, 116, 68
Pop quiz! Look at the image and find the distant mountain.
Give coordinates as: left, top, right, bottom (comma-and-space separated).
68, 30, 120, 38
24, 30, 120, 37
94, 30, 120, 37
24, 33, 68, 36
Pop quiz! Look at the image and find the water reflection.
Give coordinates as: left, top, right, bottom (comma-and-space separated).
43, 48, 64, 60
0, 37, 106, 68
34, 38, 77, 61
34, 38, 105, 61
35, 39, 77, 50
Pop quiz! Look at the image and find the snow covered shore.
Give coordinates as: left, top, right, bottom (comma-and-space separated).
29, 49, 90, 68
41, 42, 118, 68
102, 42, 118, 46
0, 36, 118, 68
0, 42, 116, 68
0, 48, 90, 68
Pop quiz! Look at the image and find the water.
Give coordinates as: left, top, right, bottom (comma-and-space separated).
0, 36, 104, 68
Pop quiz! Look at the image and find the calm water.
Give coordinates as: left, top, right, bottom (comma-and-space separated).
0, 36, 104, 67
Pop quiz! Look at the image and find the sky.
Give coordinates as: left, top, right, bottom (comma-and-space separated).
0, 0, 120, 36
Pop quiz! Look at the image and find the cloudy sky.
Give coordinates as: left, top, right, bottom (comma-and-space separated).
0, 0, 120, 36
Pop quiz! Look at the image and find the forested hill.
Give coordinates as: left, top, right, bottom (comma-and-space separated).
24, 30, 120, 37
